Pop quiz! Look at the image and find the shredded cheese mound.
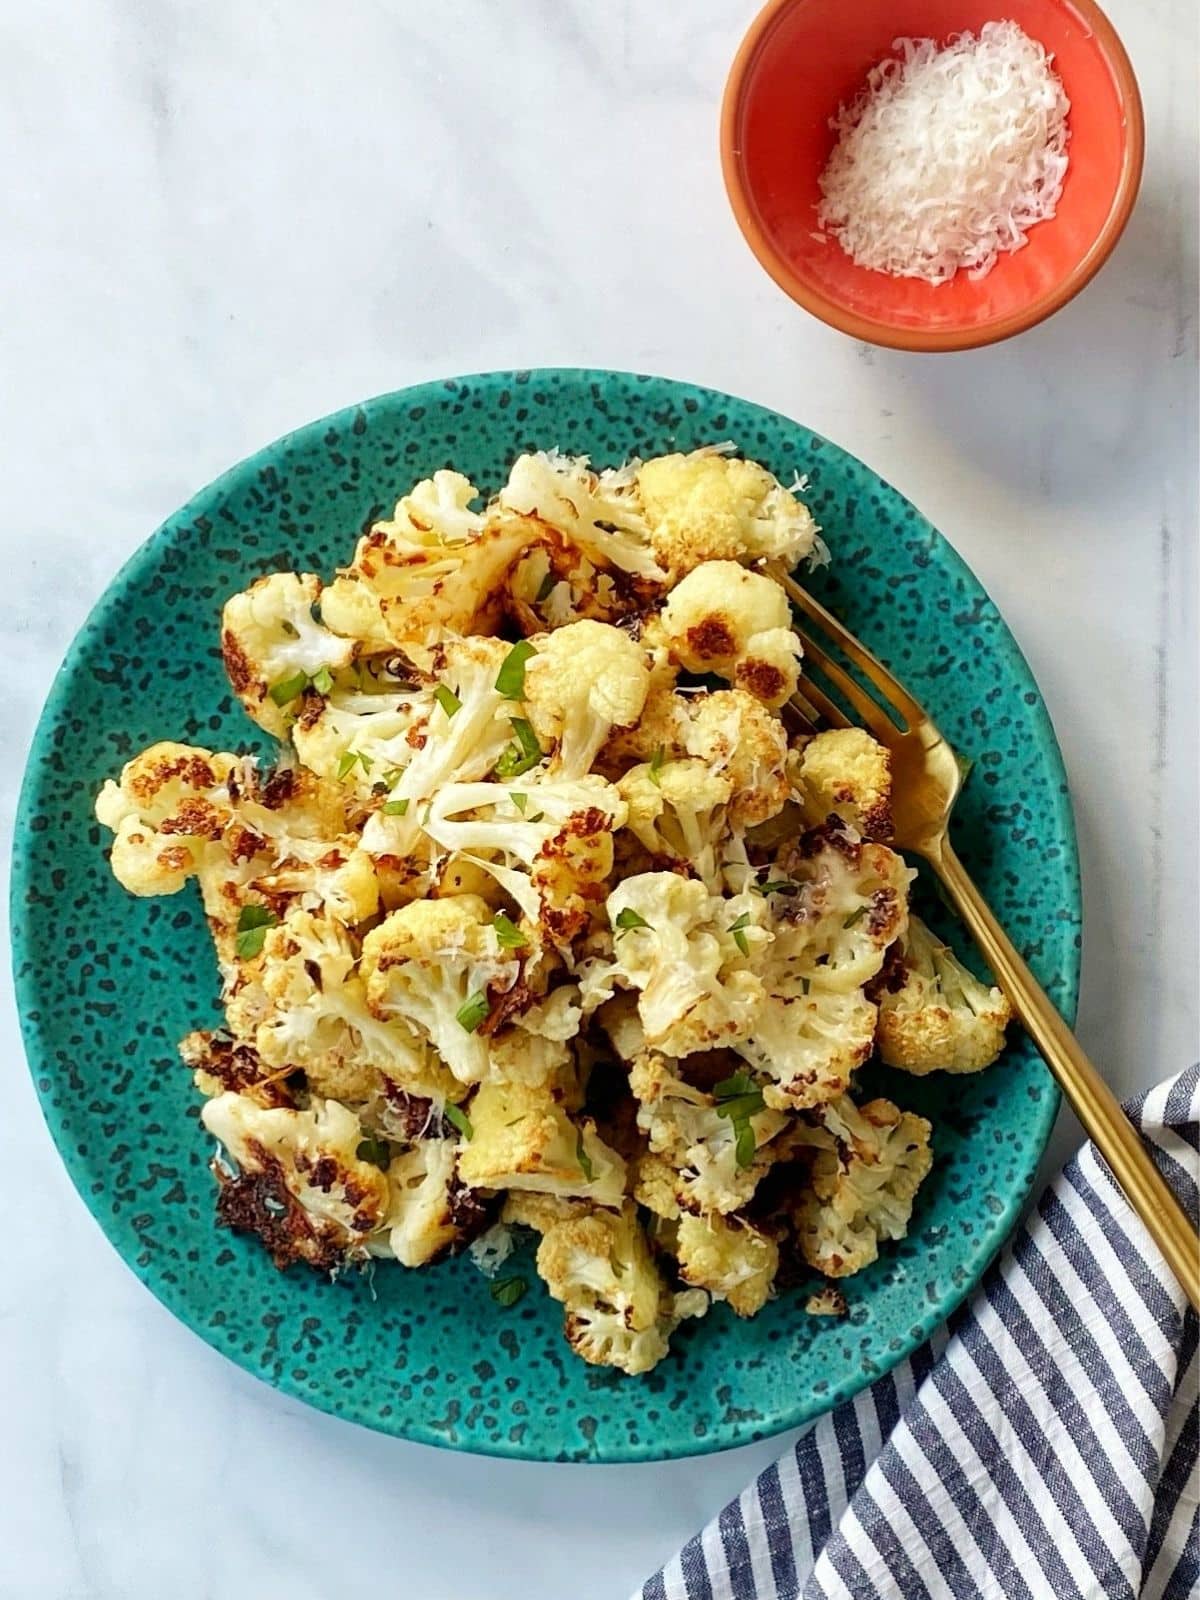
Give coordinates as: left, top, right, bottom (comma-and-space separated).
816, 21, 1070, 286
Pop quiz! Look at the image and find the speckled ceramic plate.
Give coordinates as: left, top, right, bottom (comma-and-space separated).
13, 370, 1079, 1462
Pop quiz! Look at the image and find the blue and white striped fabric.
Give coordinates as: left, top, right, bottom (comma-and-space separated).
640, 1067, 1199, 1600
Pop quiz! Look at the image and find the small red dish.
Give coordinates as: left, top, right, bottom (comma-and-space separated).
721, 0, 1144, 351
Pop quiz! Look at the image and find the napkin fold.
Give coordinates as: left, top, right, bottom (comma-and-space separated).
639, 1067, 1198, 1600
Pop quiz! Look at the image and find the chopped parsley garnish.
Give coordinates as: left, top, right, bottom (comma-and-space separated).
494, 639, 536, 699
575, 1129, 595, 1182
444, 1102, 474, 1140
754, 879, 797, 897
492, 911, 528, 949
613, 907, 652, 935
234, 903, 278, 959
433, 683, 462, 719
648, 745, 665, 786
494, 717, 543, 779
734, 1120, 757, 1170
510, 791, 528, 813
356, 1136, 392, 1171
382, 797, 410, 816
843, 905, 867, 929
729, 911, 752, 956
527, 811, 545, 824
535, 571, 558, 603
713, 1071, 765, 1170
801, 975, 811, 995
269, 670, 310, 707
270, 665, 335, 705
382, 767, 405, 789
490, 1275, 527, 1308
455, 991, 490, 1034
336, 749, 372, 781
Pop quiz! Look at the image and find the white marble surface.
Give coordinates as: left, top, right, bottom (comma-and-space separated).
2, 2, 1196, 1596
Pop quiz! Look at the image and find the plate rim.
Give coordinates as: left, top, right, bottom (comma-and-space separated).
11, 367, 1077, 1460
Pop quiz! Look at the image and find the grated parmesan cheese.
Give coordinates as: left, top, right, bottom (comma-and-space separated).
816, 20, 1070, 285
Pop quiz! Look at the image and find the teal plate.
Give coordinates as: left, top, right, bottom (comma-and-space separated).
12, 370, 1079, 1462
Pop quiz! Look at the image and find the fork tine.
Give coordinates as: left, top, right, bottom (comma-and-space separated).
793, 675, 851, 730
769, 564, 926, 727
781, 698, 817, 737
794, 625, 899, 742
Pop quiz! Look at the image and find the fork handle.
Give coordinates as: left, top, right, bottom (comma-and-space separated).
931, 840, 1200, 1312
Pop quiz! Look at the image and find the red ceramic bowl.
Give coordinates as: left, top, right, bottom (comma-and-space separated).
721, 0, 1144, 351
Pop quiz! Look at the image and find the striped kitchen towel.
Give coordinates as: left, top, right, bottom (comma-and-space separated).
640, 1066, 1198, 1600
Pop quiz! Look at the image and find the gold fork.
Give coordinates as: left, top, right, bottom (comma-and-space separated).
768, 562, 1200, 1311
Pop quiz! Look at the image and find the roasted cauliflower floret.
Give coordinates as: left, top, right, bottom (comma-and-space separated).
603, 874, 764, 1057
675, 1212, 779, 1317
421, 774, 625, 944
179, 1030, 295, 1108
734, 987, 878, 1111
535, 1203, 707, 1374
241, 908, 427, 1102
618, 758, 731, 888
360, 895, 519, 1083
654, 561, 801, 709
500, 1190, 592, 1233
496, 451, 666, 582
764, 820, 914, 994
350, 635, 517, 853
522, 621, 651, 778
202, 1091, 390, 1271
221, 573, 355, 738
791, 1096, 933, 1277
628, 1053, 787, 1215
877, 917, 1012, 1074
458, 1078, 625, 1205
95, 742, 236, 896
635, 448, 818, 580
792, 727, 893, 840
320, 473, 530, 649
291, 680, 429, 789
378, 1138, 494, 1268
683, 690, 790, 831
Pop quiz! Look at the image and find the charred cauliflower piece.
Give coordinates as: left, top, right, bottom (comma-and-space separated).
522, 620, 651, 778
734, 986, 878, 1112
618, 758, 731, 889
634, 448, 818, 580
380, 1138, 495, 1268
654, 561, 801, 708
675, 1212, 779, 1317
95, 741, 237, 897
222, 572, 355, 738
683, 690, 791, 831
791, 1096, 933, 1278
767, 819, 914, 993
246, 908, 436, 1104
458, 1078, 626, 1207
496, 450, 666, 584
877, 917, 1012, 1074
202, 1091, 390, 1271
535, 1203, 707, 1374
792, 727, 894, 840
360, 895, 519, 1084
320, 472, 530, 649
628, 1052, 787, 1216
602, 873, 764, 1058
420, 773, 624, 946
